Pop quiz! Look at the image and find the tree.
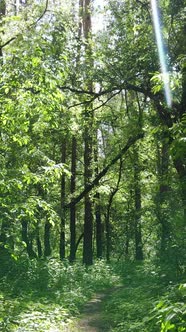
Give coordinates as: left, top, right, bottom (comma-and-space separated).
0, 0, 185, 267
82, 0, 94, 265
69, 136, 77, 262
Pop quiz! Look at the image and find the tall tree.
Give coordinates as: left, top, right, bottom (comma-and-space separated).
69, 136, 77, 262
133, 146, 143, 260
82, 0, 94, 265
94, 138, 103, 259
69, 0, 83, 262
156, 133, 171, 258
60, 139, 67, 260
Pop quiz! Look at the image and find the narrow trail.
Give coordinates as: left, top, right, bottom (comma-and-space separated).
69, 287, 121, 332
72, 293, 107, 332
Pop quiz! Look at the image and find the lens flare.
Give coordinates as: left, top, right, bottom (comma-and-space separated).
150, 0, 172, 107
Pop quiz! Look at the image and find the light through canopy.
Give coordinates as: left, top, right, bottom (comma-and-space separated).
150, 0, 172, 107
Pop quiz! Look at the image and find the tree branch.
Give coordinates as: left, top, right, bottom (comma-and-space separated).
31, 0, 49, 27
61, 82, 175, 125
65, 132, 144, 208
59, 82, 151, 98
0, 0, 49, 50
0, 37, 16, 49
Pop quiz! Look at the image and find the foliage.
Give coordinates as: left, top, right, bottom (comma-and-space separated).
150, 283, 186, 332
99, 262, 186, 332
0, 258, 118, 331
0, 0, 185, 329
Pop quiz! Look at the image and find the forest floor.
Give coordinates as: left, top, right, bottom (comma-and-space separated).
0, 260, 184, 332
67, 262, 185, 332
69, 287, 119, 332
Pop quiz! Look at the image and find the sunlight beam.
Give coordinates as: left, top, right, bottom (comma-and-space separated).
150, 0, 172, 107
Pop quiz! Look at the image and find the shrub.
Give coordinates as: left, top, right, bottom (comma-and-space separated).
151, 284, 186, 331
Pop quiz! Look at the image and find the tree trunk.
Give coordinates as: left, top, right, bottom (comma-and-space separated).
82, 0, 94, 266
83, 123, 93, 265
69, 136, 77, 262
95, 191, 102, 259
36, 224, 42, 258
37, 235, 42, 258
105, 159, 123, 262
0, 0, 5, 57
21, 220, 37, 259
65, 133, 144, 209
60, 140, 66, 260
133, 148, 143, 261
156, 138, 170, 257
125, 220, 130, 259
44, 220, 51, 257
174, 158, 186, 220
0, 219, 10, 261
105, 200, 111, 262
94, 134, 103, 259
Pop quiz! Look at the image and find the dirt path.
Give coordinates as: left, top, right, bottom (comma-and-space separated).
69, 287, 120, 332
71, 293, 107, 331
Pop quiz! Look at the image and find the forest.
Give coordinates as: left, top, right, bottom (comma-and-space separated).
0, 0, 186, 331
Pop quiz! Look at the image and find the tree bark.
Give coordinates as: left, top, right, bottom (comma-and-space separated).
155, 137, 171, 258
21, 220, 37, 259
95, 191, 102, 259
133, 147, 143, 261
60, 140, 67, 260
94, 133, 103, 259
0, 0, 5, 57
83, 116, 93, 265
69, 136, 77, 262
174, 158, 186, 220
82, 0, 94, 266
105, 158, 122, 262
44, 220, 51, 257
36, 224, 42, 258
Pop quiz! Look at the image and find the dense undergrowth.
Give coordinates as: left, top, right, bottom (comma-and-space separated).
0, 257, 118, 332
0, 258, 185, 332
101, 261, 186, 332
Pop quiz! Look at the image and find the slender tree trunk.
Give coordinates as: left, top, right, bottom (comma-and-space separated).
0, 1, 5, 57
37, 235, 42, 258
125, 220, 130, 258
60, 140, 66, 260
156, 138, 170, 257
133, 147, 143, 261
174, 158, 186, 220
105, 159, 122, 262
94, 134, 103, 259
82, 0, 94, 265
0, 219, 10, 260
105, 199, 112, 262
36, 224, 42, 258
65, 134, 144, 209
44, 220, 51, 257
21, 220, 37, 259
95, 191, 102, 259
69, 0, 83, 262
69, 136, 77, 262
178, 62, 186, 219
83, 123, 93, 265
